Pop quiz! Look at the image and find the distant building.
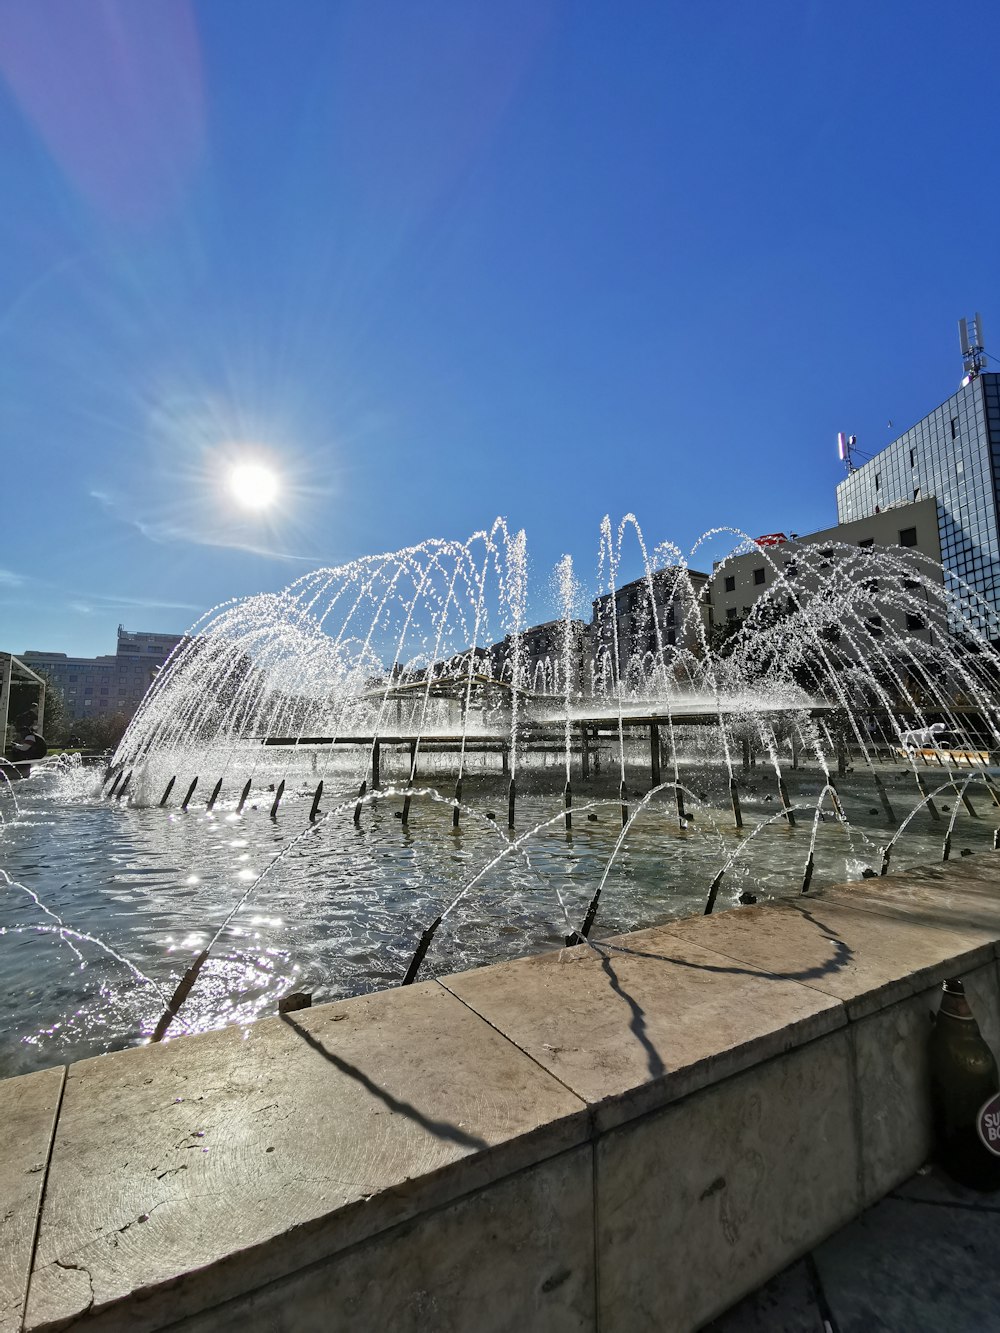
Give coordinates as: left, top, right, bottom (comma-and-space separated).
836, 369, 1000, 640
488, 619, 590, 695
708, 498, 943, 646
22, 625, 186, 723
591, 567, 710, 691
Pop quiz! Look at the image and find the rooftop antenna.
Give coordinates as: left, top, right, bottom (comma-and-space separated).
959, 312, 987, 382
837, 431, 859, 474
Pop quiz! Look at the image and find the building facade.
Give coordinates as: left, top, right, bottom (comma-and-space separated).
22, 626, 185, 724
709, 498, 943, 646
591, 567, 710, 690
488, 619, 590, 695
836, 372, 1000, 640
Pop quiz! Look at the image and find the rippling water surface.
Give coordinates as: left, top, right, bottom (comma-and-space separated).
1, 756, 993, 1077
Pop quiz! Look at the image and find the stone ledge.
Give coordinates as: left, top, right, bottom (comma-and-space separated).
596, 1028, 861, 1332
24, 982, 588, 1332
439, 927, 845, 1133
658, 892, 997, 1020
5, 852, 1000, 1331
176, 1143, 597, 1333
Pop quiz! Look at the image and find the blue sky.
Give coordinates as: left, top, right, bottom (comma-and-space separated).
1, 0, 998, 655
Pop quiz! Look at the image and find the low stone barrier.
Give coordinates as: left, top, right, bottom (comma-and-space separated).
3, 855, 1000, 1332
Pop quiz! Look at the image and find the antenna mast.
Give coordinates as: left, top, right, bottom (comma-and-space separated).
959, 312, 987, 382
837, 432, 859, 475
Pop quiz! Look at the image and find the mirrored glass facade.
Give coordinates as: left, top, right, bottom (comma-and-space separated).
837, 373, 1000, 639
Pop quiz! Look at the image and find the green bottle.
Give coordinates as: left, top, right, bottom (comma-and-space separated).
929, 978, 1000, 1191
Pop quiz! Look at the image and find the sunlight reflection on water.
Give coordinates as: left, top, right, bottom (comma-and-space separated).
1, 761, 993, 1076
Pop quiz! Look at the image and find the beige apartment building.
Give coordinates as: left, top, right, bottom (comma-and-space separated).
708, 497, 943, 644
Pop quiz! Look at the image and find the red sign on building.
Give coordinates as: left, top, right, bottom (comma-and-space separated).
754, 533, 788, 548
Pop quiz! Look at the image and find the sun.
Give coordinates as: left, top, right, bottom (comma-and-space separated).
228, 461, 280, 511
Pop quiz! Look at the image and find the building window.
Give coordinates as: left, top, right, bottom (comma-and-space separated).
906, 614, 925, 632
951, 418, 958, 439
875, 474, 881, 490
898, 527, 917, 547
858, 538, 874, 548
867, 616, 884, 637
724, 575, 735, 592
910, 449, 916, 467
99, 699, 108, 708
913, 487, 920, 501
84, 687, 93, 695
726, 608, 738, 621
753, 567, 765, 585
69, 675, 77, 682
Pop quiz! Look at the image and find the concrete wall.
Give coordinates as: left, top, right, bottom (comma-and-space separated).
5, 855, 1000, 1332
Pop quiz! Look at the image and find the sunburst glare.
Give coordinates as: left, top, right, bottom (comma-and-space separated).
228, 461, 281, 511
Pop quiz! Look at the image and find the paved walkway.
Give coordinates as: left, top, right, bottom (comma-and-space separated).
708, 1165, 1000, 1332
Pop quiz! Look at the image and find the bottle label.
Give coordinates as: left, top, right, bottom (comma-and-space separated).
978, 1091, 1000, 1157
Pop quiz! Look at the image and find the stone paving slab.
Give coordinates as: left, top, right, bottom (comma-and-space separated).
24, 982, 587, 1333
707, 1165, 1000, 1333
0, 1066, 64, 1333
705, 1258, 827, 1332
904, 851, 1000, 889
811, 1189, 1000, 1331
657, 891, 998, 1020
439, 930, 844, 1132
820, 861, 1000, 943
824, 876, 1000, 928
874, 850, 1000, 892
894, 1164, 1000, 1209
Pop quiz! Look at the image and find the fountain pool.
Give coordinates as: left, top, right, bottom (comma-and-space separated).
3, 517, 1000, 1076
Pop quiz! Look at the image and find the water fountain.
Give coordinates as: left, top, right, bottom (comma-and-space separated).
3, 516, 1000, 1076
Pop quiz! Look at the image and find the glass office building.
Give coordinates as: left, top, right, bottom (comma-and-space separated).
837, 372, 1000, 640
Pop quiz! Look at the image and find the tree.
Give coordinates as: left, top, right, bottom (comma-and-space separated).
707, 615, 746, 658
37, 672, 68, 745
76, 711, 130, 753
709, 598, 796, 678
